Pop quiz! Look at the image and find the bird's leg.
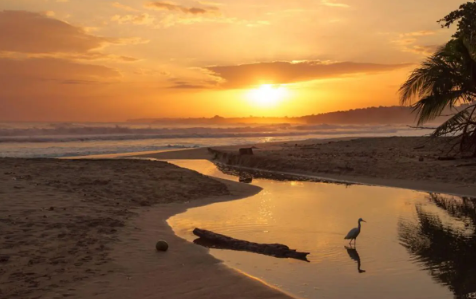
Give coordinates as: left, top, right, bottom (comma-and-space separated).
354, 239, 357, 246
349, 239, 352, 245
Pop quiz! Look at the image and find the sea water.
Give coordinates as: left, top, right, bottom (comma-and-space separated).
0, 122, 431, 158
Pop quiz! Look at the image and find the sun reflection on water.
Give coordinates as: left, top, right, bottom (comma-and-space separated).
168, 160, 474, 299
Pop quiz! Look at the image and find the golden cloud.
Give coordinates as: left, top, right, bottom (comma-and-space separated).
321, 0, 350, 8
145, 1, 220, 15
111, 13, 155, 25
111, 2, 139, 12
0, 57, 120, 87
0, 10, 111, 54
206, 60, 411, 88
393, 30, 440, 56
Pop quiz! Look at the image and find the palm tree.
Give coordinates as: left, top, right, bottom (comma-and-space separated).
399, 2, 476, 155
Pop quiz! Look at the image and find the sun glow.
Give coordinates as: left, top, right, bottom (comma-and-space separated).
247, 84, 289, 108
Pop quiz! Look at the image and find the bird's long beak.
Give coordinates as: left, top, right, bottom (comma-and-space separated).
362, 220, 367, 223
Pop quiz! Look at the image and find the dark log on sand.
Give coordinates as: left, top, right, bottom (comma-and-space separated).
193, 228, 310, 262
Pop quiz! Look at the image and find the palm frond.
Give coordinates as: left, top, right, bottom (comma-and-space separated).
412, 90, 465, 125
399, 46, 450, 105
400, 38, 476, 126
431, 105, 474, 137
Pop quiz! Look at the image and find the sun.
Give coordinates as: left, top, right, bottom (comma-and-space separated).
247, 84, 288, 108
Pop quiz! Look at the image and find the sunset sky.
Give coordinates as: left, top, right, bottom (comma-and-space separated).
0, 0, 465, 121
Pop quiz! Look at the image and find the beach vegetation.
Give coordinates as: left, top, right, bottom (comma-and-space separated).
400, 1, 476, 155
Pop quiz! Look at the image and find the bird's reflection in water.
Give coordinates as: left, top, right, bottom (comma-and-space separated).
344, 246, 366, 273
399, 193, 476, 299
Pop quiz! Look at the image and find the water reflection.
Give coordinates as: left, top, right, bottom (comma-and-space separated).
168, 160, 461, 299
344, 246, 366, 273
398, 193, 476, 299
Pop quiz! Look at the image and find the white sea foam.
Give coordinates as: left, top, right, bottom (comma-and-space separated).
0, 122, 431, 158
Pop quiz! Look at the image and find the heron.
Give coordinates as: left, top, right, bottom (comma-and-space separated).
344, 218, 366, 246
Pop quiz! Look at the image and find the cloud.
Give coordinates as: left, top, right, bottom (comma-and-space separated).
111, 13, 155, 25
393, 30, 440, 56
142, 1, 263, 27
169, 82, 207, 89
0, 11, 111, 54
61, 80, 104, 85
157, 14, 268, 28
165, 76, 213, 89
0, 11, 141, 62
245, 20, 270, 27
111, 2, 139, 12
399, 30, 436, 37
43, 11, 56, 17
0, 10, 135, 109
404, 45, 441, 56
321, 0, 350, 8
206, 60, 410, 89
0, 57, 120, 87
26, 52, 140, 62
117, 55, 140, 62
0, 11, 149, 121
115, 37, 151, 45
145, 1, 220, 15
196, 1, 223, 6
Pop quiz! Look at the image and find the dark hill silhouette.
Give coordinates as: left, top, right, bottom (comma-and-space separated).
128, 105, 465, 125
299, 106, 415, 124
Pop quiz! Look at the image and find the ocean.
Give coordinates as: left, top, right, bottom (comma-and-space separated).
0, 122, 432, 158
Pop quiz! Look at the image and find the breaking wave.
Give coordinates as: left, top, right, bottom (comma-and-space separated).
0, 122, 432, 158
0, 123, 406, 143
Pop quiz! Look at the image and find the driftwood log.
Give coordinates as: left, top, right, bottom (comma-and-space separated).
193, 228, 310, 262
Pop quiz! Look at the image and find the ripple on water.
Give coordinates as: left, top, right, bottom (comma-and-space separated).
169, 160, 475, 299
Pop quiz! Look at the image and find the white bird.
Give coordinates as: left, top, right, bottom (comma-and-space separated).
344, 218, 366, 246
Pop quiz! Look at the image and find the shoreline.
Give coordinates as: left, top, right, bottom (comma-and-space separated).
132, 138, 476, 197
70, 177, 294, 299
212, 162, 476, 198
0, 158, 291, 299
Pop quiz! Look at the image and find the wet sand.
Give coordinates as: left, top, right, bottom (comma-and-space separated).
0, 158, 290, 299
73, 177, 290, 299
137, 137, 476, 197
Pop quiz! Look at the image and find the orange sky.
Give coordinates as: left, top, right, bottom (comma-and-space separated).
0, 0, 464, 121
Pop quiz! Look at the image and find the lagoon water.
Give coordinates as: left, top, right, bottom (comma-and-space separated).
168, 160, 476, 299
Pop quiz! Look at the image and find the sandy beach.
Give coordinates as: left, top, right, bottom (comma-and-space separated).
2, 136, 476, 299
0, 158, 289, 299
189, 137, 476, 197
